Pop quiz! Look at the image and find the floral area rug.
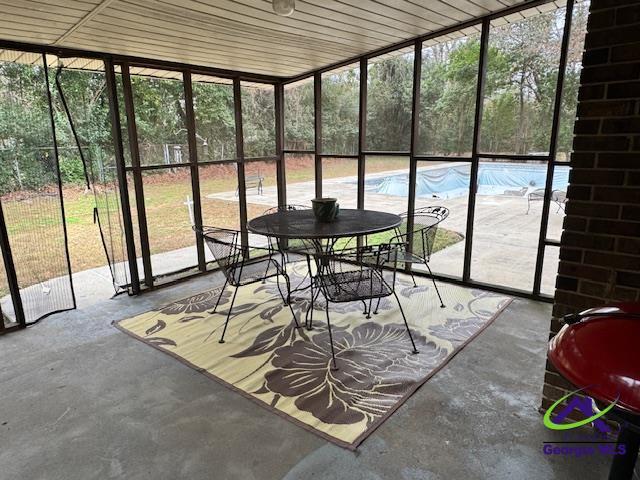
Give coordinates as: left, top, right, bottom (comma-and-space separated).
114, 262, 512, 450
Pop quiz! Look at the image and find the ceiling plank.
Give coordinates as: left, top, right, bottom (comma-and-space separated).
54, 0, 118, 45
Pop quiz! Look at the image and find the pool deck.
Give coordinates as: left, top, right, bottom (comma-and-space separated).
212, 170, 564, 295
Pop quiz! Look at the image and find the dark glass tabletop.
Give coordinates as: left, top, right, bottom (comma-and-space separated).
247, 209, 402, 239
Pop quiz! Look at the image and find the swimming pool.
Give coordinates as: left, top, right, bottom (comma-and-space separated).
366, 163, 570, 199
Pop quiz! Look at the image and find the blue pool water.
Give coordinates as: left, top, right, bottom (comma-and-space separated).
366, 163, 570, 199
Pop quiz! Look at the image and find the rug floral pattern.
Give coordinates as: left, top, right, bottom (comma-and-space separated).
115, 263, 512, 449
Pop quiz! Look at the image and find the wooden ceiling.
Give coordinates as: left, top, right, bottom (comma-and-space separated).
0, 0, 540, 78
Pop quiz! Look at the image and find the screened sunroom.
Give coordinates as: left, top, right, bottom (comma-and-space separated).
1, 0, 639, 478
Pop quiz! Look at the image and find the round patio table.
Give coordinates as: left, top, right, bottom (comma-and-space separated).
247, 208, 402, 240
248, 209, 402, 329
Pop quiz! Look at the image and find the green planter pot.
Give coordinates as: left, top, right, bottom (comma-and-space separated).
311, 197, 340, 222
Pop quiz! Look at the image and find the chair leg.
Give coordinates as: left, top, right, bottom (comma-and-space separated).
324, 298, 338, 370
373, 297, 382, 314
210, 278, 229, 314
366, 297, 373, 319
410, 270, 417, 287
219, 286, 239, 344
283, 271, 292, 306
393, 291, 418, 354
305, 256, 314, 330
361, 300, 368, 315
307, 286, 320, 331
275, 271, 288, 306
424, 261, 445, 308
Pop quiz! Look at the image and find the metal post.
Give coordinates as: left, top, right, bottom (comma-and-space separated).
0, 199, 25, 328
104, 59, 140, 294
533, 0, 575, 294
275, 82, 286, 208
183, 71, 206, 272
463, 19, 490, 282
406, 40, 422, 272
121, 63, 153, 287
357, 57, 367, 211
233, 78, 249, 251
313, 72, 322, 198
43, 54, 77, 309
275, 82, 289, 250
357, 58, 368, 248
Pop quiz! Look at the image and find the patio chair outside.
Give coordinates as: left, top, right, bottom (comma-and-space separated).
194, 226, 300, 343
526, 188, 567, 214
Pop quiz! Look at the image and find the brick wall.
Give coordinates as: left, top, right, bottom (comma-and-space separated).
541, 0, 640, 414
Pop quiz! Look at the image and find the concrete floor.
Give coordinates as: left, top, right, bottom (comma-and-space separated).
0, 271, 612, 480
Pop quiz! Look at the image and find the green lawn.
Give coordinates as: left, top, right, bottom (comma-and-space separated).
0, 157, 461, 294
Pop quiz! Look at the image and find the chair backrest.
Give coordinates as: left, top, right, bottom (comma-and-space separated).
395, 206, 449, 261
262, 204, 310, 215
412, 205, 449, 223
319, 242, 403, 299
194, 226, 242, 284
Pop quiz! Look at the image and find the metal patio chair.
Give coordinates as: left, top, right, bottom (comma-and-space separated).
194, 226, 300, 343
309, 242, 419, 370
392, 205, 448, 308
526, 189, 567, 214
261, 204, 313, 280
262, 204, 311, 258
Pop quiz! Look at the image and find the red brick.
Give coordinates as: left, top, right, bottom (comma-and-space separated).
559, 247, 583, 262
569, 168, 625, 185
582, 47, 610, 66
607, 81, 640, 99
615, 4, 640, 25
627, 170, 640, 184
565, 200, 620, 217
589, 219, 640, 236
569, 152, 596, 168
585, 25, 640, 48
577, 99, 636, 117
543, 384, 570, 402
573, 135, 630, 151
597, 152, 640, 168
554, 290, 604, 310
561, 231, 615, 250
556, 275, 578, 291
558, 261, 611, 282
579, 280, 609, 297
593, 186, 640, 203
611, 286, 640, 301
578, 84, 606, 101
617, 271, 640, 288
580, 64, 640, 84
611, 44, 640, 62
591, 0, 640, 9
574, 118, 601, 134
545, 371, 577, 391
583, 250, 640, 269
617, 235, 640, 254
566, 185, 592, 200
601, 117, 640, 133
621, 205, 640, 221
